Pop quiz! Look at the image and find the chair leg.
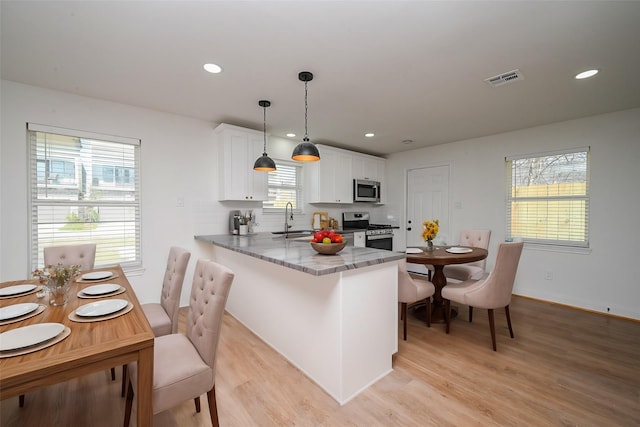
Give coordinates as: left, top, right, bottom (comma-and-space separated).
110, 367, 116, 381
121, 365, 128, 397
207, 386, 220, 427
505, 305, 515, 338
19, 394, 25, 407
425, 297, 431, 328
488, 308, 497, 351
445, 299, 451, 334
123, 380, 134, 427
194, 396, 201, 412
399, 302, 404, 321
401, 302, 408, 341
469, 306, 474, 322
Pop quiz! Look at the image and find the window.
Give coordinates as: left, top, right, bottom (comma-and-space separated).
263, 160, 303, 212
506, 147, 590, 247
28, 123, 141, 270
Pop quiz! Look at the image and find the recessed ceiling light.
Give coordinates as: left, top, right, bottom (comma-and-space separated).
365, 133, 375, 138
286, 133, 296, 138
402, 139, 413, 145
203, 63, 222, 74
575, 69, 598, 79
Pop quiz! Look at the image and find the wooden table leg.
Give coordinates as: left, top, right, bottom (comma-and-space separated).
413, 265, 457, 323
137, 346, 154, 427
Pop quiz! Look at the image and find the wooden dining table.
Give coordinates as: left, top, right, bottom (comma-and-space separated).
0, 265, 155, 426
406, 245, 488, 322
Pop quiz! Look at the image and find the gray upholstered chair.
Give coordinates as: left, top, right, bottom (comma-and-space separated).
121, 246, 191, 396
20, 243, 98, 407
443, 229, 491, 281
123, 259, 234, 427
43, 243, 97, 271
442, 241, 524, 351
398, 258, 435, 341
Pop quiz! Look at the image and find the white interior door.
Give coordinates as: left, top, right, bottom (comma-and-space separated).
406, 165, 450, 247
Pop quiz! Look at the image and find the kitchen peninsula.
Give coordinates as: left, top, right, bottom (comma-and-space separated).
195, 233, 404, 404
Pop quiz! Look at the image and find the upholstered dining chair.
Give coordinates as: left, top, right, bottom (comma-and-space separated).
443, 229, 491, 281
123, 259, 234, 427
398, 258, 435, 341
442, 241, 524, 351
19, 243, 98, 408
120, 246, 191, 396
43, 243, 97, 271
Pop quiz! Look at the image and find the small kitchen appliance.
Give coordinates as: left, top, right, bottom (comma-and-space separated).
353, 179, 381, 203
229, 210, 242, 235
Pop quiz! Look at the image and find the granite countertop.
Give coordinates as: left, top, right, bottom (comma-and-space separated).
195, 233, 404, 276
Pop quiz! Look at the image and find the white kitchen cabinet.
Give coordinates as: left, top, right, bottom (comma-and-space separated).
304, 144, 353, 203
352, 153, 385, 182
216, 123, 268, 201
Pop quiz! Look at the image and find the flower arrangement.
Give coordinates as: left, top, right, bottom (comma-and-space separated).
422, 219, 439, 242
32, 263, 81, 287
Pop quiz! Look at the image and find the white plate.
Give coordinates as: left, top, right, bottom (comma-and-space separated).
81, 271, 113, 281
76, 299, 128, 317
0, 323, 65, 351
0, 303, 40, 321
82, 284, 121, 296
446, 247, 473, 254
406, 248, 423, 254
0, 284, 37, 297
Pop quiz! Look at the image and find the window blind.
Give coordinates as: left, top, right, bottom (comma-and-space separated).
263, 161, 302, 212
28, 123, 142, 270
506, 148, 590, 247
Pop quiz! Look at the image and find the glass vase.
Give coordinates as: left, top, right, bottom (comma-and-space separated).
48, 279, 71, 306
425, 240, 434, 252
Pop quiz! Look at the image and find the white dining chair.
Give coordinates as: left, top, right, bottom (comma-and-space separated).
443, 229, 491, 281
123, 259, 234, 427
121, 246, 191, 396
442, 241, 524, 351
398, 258, 435, 341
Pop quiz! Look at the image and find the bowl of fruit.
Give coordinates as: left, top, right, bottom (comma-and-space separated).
310, 230, 346, 255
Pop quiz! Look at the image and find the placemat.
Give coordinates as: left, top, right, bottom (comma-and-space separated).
75, 273, 120, 284
0, 304, 46, 326
0, 326, 71, 358
77, 286, 126, 299
0, 285, 43, 300
68, 302, 133, 323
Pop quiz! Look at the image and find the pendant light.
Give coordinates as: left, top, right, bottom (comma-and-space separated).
292, 71, 320, 162
253, 100, 277, 172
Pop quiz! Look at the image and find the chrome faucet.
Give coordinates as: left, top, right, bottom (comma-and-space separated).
284, 202, 293, 237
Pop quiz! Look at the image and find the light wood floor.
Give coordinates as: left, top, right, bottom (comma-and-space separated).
2, 296, 639, 426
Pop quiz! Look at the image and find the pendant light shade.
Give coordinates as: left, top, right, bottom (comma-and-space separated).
292, 71, 320, 162
254, 100, 276, 172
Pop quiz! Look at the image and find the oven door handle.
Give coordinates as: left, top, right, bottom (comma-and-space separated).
366, 233, 394, 240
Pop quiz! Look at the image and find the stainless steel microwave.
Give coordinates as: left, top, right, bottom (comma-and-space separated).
353, 179, 381, 203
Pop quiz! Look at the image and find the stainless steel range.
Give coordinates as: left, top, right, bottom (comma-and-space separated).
342, 212, 394, 251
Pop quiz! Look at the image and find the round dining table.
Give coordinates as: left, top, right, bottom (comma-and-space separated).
406, 245, 488, 322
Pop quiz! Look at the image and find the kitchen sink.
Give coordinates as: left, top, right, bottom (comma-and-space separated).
271, 230, 315, 239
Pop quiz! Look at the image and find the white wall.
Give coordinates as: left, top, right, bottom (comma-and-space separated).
0, 80, 223, 305
0, 80, 385, 305
385, 108, 640, 320
3, 80, 638, 320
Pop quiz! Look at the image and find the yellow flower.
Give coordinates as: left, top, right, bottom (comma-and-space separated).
421, 219, 439, 242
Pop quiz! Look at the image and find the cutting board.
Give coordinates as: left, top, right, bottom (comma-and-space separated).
312, 211, 329, 229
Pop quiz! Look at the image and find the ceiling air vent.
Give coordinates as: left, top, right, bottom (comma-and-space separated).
485, 69, 524, 87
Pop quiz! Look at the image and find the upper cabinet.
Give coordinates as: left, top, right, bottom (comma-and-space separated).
352, 153, 385, 183
215, 124, 268, 201
304, 144, 353, 203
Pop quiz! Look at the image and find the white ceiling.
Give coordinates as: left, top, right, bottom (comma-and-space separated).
2, 1, 640, 156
